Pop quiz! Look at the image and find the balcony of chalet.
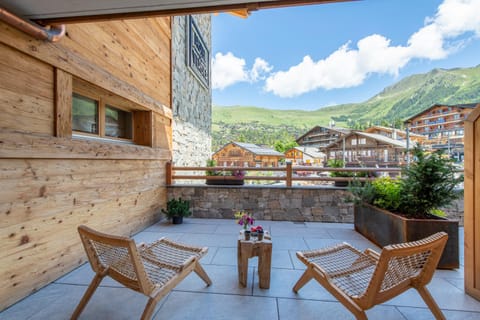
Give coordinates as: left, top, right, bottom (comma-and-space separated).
1, 165, 477, 320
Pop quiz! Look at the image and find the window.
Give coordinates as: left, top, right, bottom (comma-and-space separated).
228, 149, 242, 157
72, 94, 98, 134
358, 138, 367, 145
105, 105, 132, 139
73, 93, 133, 141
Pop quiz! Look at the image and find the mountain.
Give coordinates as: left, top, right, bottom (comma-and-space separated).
212, 65, 480, 151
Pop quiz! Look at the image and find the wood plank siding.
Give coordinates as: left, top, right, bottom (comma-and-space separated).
464, 105, 480, 300
0, 18, 172, 310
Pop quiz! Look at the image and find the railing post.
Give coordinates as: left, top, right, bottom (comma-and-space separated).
286, 162, 292, 187
166, 161, 172, 185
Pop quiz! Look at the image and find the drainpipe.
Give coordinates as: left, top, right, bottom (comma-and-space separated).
0, 7, 66, 42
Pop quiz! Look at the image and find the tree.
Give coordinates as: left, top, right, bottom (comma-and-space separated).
274, 140, 298, 153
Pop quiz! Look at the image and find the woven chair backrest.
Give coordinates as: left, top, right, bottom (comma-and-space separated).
78, 225, 153, 294
363, 232, 448, 305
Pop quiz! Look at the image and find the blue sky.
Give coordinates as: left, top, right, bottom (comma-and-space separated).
211, 0, 480, 110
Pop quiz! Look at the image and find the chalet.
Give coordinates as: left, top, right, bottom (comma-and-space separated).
284, 146, 325, 166
404, 103, 478, 160
296, 125, 351, 148
321, 131, 407, 167
364, 125, 426, 145
212, 142, 284, 167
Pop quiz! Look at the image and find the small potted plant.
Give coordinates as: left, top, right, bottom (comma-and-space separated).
161, 197, 192, 224
251, 225, 264, 241
206, 159, 245, 185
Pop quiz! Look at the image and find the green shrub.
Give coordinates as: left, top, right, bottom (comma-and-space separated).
348, 145, 463, 219
328, 159, 354, 177
161, 198, 192, 219
399, 146, 463, 218
371, 177, 401, 212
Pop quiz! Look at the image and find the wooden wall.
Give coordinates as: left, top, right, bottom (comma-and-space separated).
0, 18, 172, 310
464, 105, 480, 301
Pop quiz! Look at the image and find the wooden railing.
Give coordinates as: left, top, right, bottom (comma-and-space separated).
166, 162, 403, 187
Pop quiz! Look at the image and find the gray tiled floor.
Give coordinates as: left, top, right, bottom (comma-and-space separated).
1, 219, 479, 319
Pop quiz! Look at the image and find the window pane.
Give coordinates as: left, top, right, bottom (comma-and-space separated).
105, 105, 132, 139
72, 94, 98, 134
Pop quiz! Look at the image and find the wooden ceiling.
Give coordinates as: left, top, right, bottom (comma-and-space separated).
1, 0, 352, 24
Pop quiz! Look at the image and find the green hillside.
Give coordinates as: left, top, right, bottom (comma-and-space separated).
212, 65, 480, 151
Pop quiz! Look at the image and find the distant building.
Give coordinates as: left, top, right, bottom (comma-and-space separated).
321, 131, 407, 167
296, 125, 351, 148
364, 125, 426, 145
404, 103, 478, 160
284, 147, 325, 166
212, 142, 284, 167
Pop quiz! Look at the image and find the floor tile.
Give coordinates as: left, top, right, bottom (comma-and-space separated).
386, 278, 480, 312
398, 306, 480, 320
277, 297, 407, 320
55, 264, 119, 287
174, 264, 253, 296
154, 291, 278, 320
253, 268, 336, 301
0, 283, 159, 320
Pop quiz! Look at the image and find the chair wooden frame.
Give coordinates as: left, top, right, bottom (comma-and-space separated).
71, 225, 212, 320
293, 232, 448, 320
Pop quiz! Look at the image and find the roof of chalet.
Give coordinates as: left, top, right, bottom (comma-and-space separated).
214, 142, 284, 157
322, 131, 407, 150
364, 125, 426, 138
404, 103, 479, 124
296, 125, 351, 142
2, 0, 348, 22
289, 147, 325, 158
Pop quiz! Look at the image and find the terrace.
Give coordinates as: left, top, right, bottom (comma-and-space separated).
1, 218, 478, 319
1, 0, 480, 317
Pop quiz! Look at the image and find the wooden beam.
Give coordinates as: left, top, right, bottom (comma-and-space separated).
0, 129, 170, 160
55, 68, 72, 138
35, 0, 354, 24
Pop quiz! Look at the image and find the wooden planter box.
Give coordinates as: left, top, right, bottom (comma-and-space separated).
354, 203, 459, 269
205, 177, 244, 185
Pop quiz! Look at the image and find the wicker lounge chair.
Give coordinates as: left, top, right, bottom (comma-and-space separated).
293, 232, 448, 320
71, 225, 212, 320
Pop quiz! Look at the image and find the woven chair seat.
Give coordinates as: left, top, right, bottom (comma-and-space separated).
293, 232, 448, 320
300, 243, 378, 297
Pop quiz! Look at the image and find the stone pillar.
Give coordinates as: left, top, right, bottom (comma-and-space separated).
172, 15, 212, 166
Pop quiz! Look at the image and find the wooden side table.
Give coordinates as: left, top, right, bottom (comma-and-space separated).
237, 234, 272, 289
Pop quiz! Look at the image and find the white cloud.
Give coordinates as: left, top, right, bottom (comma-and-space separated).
211, 53, 273, 90
264, 0, 480, 97
211, 52, 248, 90
250, 58, 273, 81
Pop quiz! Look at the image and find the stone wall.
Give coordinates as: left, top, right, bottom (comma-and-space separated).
172, 15, 212, 166
167, 185, 465, 225
169, 185, 355, 223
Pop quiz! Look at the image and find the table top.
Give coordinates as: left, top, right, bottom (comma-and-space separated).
238, 230, 271, 243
